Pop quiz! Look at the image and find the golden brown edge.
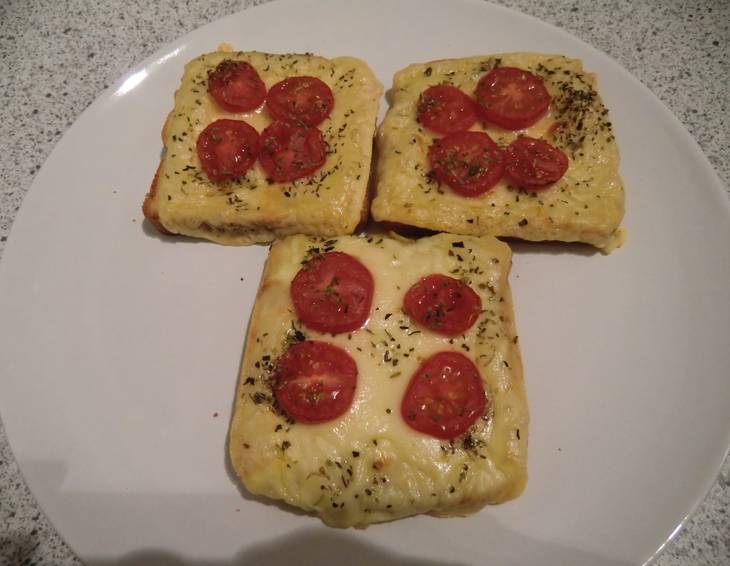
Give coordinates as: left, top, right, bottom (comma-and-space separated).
141, 111, 173, 235
496, 253, 529, 499
354, 137, 379, 233
227, 240, 282, 483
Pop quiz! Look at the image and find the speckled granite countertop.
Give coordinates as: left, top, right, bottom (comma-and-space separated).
0, 0, 728, 564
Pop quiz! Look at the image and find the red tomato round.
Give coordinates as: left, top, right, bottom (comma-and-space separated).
266, 76, 334, 127
291, 252, 374, 334
475, 67, 550, 130
259, 120, 327, 182
427, 131, 504, 197
274, 341, 357, 424
504, 136, 569, 190
196, 119, 260, 183
401, 351, 486, 439
207, 60, 267, 113
403, 274, 482, 337
417, 84, 478, 135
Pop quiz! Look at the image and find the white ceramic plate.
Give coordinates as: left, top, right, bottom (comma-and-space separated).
1, 0, 729, 564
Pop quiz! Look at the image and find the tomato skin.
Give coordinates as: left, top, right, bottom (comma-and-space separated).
504, 136, 569, 190
259, 120, 327, 182
427, 131, 504, 197
196, 119, 260, 183
417, 85, 478, 135
291, 252, 374, 335
274, 341, 357, 424
207, 60, 267, 113
266, 76, 335, 127
475, 67, 550, 130
403, 274, 482, 337
401, 352, 486, 440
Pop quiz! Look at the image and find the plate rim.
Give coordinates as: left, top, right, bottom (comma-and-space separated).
0, 0, 728, 564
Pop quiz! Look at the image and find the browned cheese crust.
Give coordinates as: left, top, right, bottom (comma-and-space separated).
371, 53, 626, 252
228, 233, 528, 527
143, 50, 382, 245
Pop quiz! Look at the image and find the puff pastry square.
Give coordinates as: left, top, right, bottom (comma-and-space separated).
143, 49, 382, 245
371, 53, 625, 251
228, 233, 528, 527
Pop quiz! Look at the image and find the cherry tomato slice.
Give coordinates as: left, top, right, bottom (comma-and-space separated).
196, 119, 260, 183
266, 76, 334, 127
401, 351, 486, 440
475, 67, 550, 130
417, 85, 478, 135
259, 120, 327, 182
504, 136, 569, 190
207, 60, 266, 113
291, 251, 374, 334
274, 341, 357, 424
403, 274, 482, 337
427, 131, 504, 197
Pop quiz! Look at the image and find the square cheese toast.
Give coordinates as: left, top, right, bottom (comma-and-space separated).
228, 233, 528, 527
143, 49, 382, 245
371, 53, 625, 251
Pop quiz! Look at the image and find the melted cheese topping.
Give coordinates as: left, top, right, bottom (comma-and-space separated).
150, 50, 382, 245
228, 234, 528, 527
371, 53, 625, 251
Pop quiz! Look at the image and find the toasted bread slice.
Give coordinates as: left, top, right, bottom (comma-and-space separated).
371, 53, 625, 252
143, 49, 382, 245
228, 233, 528, 527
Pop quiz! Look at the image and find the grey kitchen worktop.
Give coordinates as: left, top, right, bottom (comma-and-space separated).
0, 0, 728, 564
